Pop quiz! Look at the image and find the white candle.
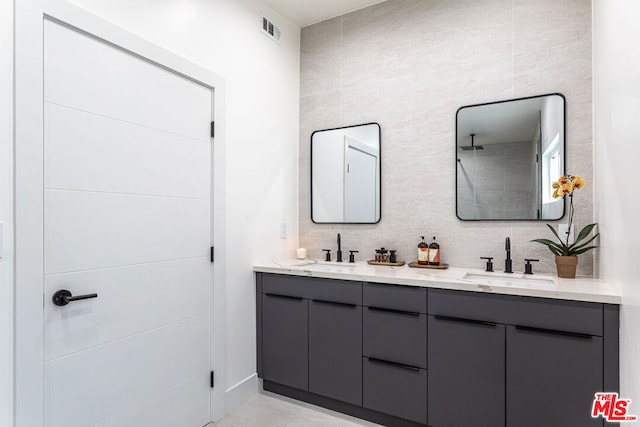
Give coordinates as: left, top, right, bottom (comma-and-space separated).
296, 248, 307, 259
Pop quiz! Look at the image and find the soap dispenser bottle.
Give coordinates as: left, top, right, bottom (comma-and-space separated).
417, 236, 429, 265
428, 236, 440, 266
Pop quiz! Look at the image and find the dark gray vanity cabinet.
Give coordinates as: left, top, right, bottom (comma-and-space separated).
506, 325, 603, 427
261, 292, 308, 390
428, 288, 618, 427
256, 273, 619, 427
309, 299, 362, 405
258, 273, 363, 401
428, 315, 505, 427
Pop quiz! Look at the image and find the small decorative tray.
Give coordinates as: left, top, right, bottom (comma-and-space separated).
408, 262, 449, 269
367, 260, 406, 267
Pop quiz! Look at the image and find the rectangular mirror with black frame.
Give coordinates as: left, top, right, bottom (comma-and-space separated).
311, 122, 381, 224
456, 93, 566, 221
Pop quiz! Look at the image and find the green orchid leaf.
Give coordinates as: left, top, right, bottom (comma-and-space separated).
530, 239, 564, 256
571, 246, 598, 256
569, 233, 600, 252
573, 223, 597, 245
545, 224, 563, 242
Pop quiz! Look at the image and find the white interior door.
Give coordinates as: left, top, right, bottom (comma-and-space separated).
344, 140, 377, 223
43, 20, 212, 427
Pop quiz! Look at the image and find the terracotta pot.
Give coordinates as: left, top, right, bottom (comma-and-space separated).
555, 256, 578, 278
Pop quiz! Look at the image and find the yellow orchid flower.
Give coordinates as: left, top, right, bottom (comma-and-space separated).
571, 175, 586, 190
556, 184, 572, 197
552, 182, 560, 189
557, 176, 570, 186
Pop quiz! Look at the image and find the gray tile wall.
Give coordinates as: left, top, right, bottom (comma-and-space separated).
457, 141, 536, 220
299, 0, 594, 275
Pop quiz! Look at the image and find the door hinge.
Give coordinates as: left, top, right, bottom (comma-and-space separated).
210, 246, 214, 263
210, 121, 215, 138
536, 154, 539, 163
210, 371, 215, 388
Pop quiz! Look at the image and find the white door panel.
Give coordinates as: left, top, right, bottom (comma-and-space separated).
45, 190, 209, 274
93, 376, 210, 427
44, 258, 209, 361
344, 146, 377, 223
44, 315, 209, 427
45, 103, 210, 199
43, 18, 213, 427
44, 20, 210, 142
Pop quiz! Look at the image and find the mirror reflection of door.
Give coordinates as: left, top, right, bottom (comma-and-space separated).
311, 122, 381, 223
344, 136, 378, 222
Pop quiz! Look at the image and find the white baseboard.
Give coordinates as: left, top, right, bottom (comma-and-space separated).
224, 373, 258, 414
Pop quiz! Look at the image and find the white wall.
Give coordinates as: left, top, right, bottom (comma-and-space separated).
593, 0, 640, 404
62, 0, 301, 409
0, 0, 14, 424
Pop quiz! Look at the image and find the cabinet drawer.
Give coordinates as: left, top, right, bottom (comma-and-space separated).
363, 308, 427, 369
262, 273, 361, 304
428, 288, 603, 336
363, 282, 427, 314
363, 357, 427, 425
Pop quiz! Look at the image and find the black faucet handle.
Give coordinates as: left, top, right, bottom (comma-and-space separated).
349, 250, 359, 263
322, 249, 332, 262
480, 257, 494, 272
524, 258, 540, 275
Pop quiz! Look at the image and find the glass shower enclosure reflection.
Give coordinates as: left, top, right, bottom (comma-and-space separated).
456, 94, 565, 221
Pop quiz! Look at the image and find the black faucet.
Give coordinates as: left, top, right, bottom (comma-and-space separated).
505, 237, 513, 273
336, 233, 343, 262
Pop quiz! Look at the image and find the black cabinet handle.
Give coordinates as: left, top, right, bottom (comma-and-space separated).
312, 299, 357, 308
52, 289, 98, 307
366, 282, 421, 290
515, 325, 593, 340
367, 306, 420, 317
434, 315, 497, 327
367, 357, 420, 372
264, 293, 303, 301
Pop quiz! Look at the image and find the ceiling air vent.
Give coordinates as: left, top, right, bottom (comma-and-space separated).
261, 14, 282, 44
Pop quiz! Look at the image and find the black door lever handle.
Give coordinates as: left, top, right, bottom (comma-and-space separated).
52, 289, 98, 306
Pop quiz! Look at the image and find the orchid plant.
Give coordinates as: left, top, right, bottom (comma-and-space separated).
531, 174, 599, 257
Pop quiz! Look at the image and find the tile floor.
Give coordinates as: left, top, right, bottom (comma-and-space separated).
210, 391, 381, 427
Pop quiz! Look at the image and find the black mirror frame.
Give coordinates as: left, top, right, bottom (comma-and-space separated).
310, 122, 382, 224
455, 93, 566, 222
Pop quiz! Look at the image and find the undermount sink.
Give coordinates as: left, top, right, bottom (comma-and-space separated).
292, 260, 357, 270
463, 273, 555, 286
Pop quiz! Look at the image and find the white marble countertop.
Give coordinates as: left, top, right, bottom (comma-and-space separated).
253, 259, 622, 304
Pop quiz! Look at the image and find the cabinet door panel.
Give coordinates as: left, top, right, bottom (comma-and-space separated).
507, 325, 603, 427
262, 293, 308, 390
428, 315, 505, 427
309, 300, 362, 405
